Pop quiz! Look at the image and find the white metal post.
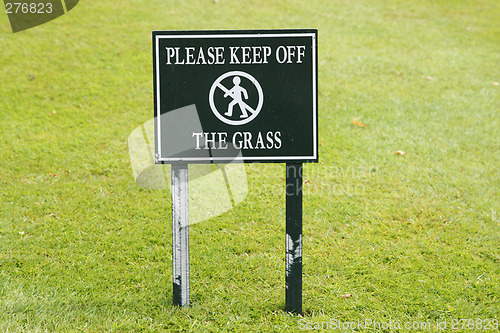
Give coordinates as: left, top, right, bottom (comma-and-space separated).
171, 164, 189, 307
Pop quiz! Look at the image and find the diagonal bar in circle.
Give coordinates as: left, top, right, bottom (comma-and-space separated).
216, 83, 256, 115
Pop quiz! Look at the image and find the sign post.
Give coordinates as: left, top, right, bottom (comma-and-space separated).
153, 29, 318, 313
285, 163, 303, 314
171, 164, 190, 307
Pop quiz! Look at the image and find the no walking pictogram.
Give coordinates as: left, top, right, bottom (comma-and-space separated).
209, 71, 264, 126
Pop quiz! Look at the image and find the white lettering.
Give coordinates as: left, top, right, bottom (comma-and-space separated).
233, 132, 243, 149
252, 46, 262, 64
196, 47, 207, 64
297, 45, 306, 63
263, 46, 271, 63
243, 132, 253, 149
274, 131, 282, 149
229, 46, 240, 64
195, 132, 281, 150
165, 47, 175, 64
276, 46, 287, 63
166, 46, 225, 65
203, 132, 217, 149
175, 47, 184, 64
286, 45, 296, 63
218, 132, 228, 149
215, 47, 225, 64
255, 132, 265, 149
185, 47, 195, 65
266, 131, 274, 149
192, 132, 203, 149
241, 47, 251, 64
165, 45, 304, 65
207, 47, 216, 64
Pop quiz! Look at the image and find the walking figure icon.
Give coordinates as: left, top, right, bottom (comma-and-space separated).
224, 76, 251, 118
209, 71, 264, 126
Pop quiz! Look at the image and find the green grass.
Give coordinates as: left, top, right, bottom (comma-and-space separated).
1, 0, 499, 331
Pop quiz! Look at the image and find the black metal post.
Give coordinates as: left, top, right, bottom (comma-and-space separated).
285, 163, 303, 314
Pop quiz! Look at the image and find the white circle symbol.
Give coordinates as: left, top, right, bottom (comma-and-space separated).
209, 71, 264, 126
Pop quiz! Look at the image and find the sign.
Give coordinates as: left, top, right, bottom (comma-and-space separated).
152, 29, 317, 314
153, 29, 318, 164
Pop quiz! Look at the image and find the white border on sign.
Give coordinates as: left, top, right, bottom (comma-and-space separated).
155, 32, 317, 162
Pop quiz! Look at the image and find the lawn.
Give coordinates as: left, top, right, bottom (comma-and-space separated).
0, 0, 499, 331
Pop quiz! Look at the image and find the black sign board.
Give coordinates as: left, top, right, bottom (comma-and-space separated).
153, 29, 318, 164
